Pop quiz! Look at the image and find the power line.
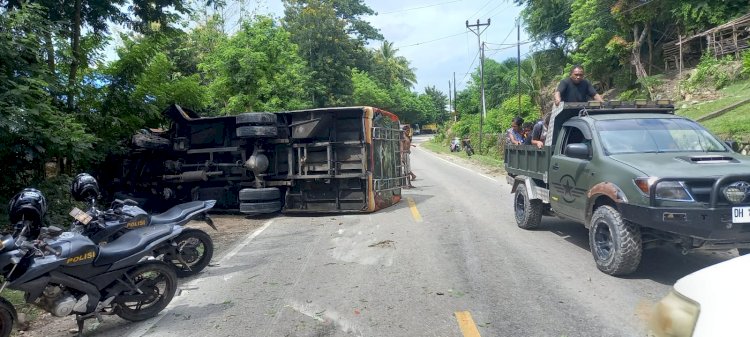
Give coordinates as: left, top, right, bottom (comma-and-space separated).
457, 49, 480, 88
395, 31, 466, 48
379, 0, 462, 15
493, 26, 515, 47
486, 1, 513, 19
619, 0, 656, 14
467, 0, 493, 21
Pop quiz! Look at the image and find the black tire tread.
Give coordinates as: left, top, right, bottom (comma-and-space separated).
515, 186, 543, 229
240, 201, 281, 214
236, 125, 277, 138
132, 133, 170, 150
236, 112, 276, 125
239, 188, 281, 202
115, 261, 177, 321
171, 229, 214, 278
589, 206, 642, 276
0, 297, 16, 337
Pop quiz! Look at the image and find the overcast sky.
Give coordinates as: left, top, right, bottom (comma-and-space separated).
252, 0, 531, 94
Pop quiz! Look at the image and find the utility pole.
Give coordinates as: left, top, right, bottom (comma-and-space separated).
466, 19, 490, 153
517, 17, 522, 117
448, 80, 452, 123
453, 72, 457, 121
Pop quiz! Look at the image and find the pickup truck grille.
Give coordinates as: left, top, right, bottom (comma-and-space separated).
684, 180, 714, 203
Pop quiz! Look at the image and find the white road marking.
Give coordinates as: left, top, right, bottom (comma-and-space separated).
124, 218, 274, 337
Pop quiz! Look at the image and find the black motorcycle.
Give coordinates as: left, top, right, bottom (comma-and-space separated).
0, 223, 180, 337
462, 137, 475, 156
68, 173, 217, 277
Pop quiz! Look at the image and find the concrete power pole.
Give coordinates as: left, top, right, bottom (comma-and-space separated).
466, 19, 490, 153
517, 17, 522, 117
453, 72, 457, 121
448, 80, 452, 123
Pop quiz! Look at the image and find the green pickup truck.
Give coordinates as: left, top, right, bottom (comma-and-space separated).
505, 101, 750, 276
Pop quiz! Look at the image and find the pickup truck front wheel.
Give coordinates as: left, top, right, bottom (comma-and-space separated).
589, 206, 642, 276
514, 186, 542, 229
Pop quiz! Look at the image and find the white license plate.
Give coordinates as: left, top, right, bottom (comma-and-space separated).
732, 207, 750, 223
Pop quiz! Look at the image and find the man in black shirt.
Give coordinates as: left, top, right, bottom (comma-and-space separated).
554, 65, 603, 106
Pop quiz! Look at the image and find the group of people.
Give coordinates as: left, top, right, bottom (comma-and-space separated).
505, 64, 602, 148
402, 65, 603, 186
505, 114, 550, 148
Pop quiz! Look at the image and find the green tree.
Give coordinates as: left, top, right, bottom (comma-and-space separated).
422, 86, 447, 123
567, 0, 620, 89
371, 41, 417, 89
202, 16, 311, 113
0, 4, 95, 195
283, 0, 381, 107
351, 69, 394, 108
515, 0, 574, 48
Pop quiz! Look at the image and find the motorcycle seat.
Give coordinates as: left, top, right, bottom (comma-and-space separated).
94, 224, 172, 266
150, 201, 208, 225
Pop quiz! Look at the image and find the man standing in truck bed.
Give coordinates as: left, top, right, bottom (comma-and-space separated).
554, 65, 603, 106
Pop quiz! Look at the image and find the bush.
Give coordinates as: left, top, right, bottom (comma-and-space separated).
682, 54, 740, 93
743, 50, 750, 76
618, 88, 648, 101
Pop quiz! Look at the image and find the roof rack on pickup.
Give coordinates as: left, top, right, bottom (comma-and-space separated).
561, 100, 675, 115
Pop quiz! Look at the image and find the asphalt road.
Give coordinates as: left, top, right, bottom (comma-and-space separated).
92, 136, 735, 337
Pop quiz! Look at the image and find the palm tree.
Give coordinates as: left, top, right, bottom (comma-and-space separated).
373, 41, 417, 88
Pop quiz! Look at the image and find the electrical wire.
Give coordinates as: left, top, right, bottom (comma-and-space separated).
395, 31, 467, 48
467, 0, 494, 21
457, 49, 481, 87
379, 0, 462, 15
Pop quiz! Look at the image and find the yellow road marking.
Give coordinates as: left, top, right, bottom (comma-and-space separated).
455, 311, 482, 337
407, 197, 422, 222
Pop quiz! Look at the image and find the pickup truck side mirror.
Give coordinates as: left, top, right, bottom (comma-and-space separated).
565, 143, 590, 160
725, 139, 739, 152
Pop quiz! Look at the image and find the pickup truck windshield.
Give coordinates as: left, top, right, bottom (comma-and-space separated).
597, 118, 727, 154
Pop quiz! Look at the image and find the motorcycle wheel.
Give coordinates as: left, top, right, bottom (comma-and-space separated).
115, 261, 177, 322
169, 229, 214, 278
0, 298, 16, 337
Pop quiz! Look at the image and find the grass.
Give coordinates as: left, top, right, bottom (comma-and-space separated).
3, 289, 41, 321
421, 138, 505, 173
676, 79, 750, 137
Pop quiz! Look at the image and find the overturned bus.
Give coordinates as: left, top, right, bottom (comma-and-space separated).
101, 104, 406, 214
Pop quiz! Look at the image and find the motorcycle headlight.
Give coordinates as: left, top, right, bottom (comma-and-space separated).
650, 289, 700, 337
634, 178, 694, 202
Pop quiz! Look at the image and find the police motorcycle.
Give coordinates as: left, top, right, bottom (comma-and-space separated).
0, 192, 180, 337
67, 173, 217, 278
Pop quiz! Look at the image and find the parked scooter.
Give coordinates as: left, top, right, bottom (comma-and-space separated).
462, 137, 475, 156
0, 200, 180, 337
450, 137, 461, 152
67, 173, 217, 277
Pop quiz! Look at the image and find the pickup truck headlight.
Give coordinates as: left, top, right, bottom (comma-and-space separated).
635, 178, 694, 202
650, 289, 700, 337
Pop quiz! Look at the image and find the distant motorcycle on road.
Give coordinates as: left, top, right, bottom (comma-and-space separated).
450, 137, 461, 152
462, 137, 475, 156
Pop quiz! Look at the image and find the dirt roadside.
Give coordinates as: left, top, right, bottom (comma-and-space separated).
15, 215, 267, 337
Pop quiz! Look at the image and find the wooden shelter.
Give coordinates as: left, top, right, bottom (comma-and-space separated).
664, 13, 750, 72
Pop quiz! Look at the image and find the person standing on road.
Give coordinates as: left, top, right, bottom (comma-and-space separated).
401, 125, 416, 188
554, 65, 604, 106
